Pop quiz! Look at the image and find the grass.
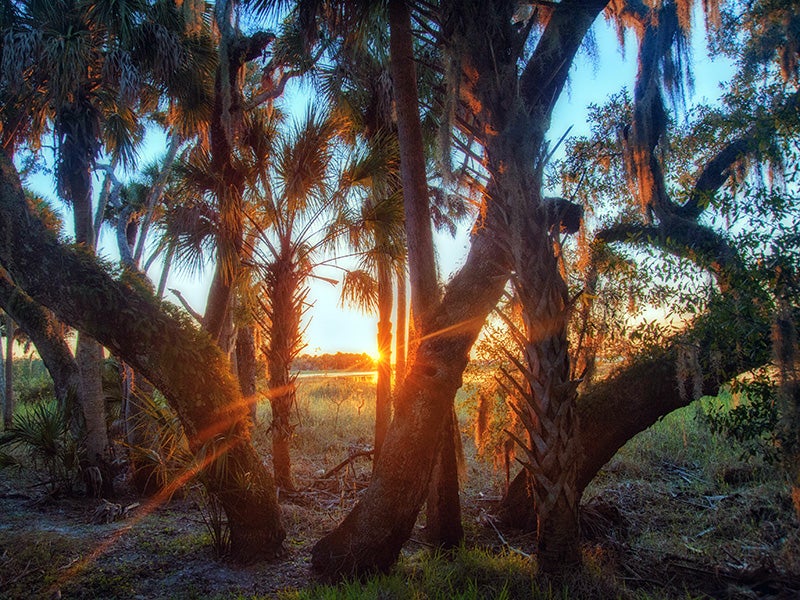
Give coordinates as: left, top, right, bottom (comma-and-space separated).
1, 368, 798, 598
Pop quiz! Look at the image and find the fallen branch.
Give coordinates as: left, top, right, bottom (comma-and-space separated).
486, 516, 531, 559
320, 450, 374, 480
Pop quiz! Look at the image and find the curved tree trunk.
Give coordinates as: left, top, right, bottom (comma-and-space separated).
311, 220, 508, 576
0, 151, 285, 560
0, 272, 80, 415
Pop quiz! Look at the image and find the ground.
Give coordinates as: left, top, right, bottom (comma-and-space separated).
1, 377, 799, 599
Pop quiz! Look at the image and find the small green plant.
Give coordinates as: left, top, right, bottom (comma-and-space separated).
194, 485, 231, 558
703, 370, 781, 463
0, 400, 81, 492
124, 390, 192, 495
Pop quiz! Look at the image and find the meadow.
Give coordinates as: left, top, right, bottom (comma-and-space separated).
0, 363, 798, 599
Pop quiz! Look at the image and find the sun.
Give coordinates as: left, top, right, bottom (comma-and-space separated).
366, 348, 382, 365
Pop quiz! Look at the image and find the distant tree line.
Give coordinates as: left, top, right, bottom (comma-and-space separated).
292, 352, 376, 372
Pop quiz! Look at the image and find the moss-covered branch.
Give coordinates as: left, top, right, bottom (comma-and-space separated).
0, 150, 284, 560
0, 269, 79, 410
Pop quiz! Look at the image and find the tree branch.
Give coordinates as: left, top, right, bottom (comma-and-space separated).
170, 288, 203, 323
678, 135, 758, 220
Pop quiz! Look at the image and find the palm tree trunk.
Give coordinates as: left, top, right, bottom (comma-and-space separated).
236, 325, 258, 427
157, 243, 176, 300
62, 126, 112, 494
387, 0, 438, 328
425, 405, 463, 548
133, 132, 181, 265
268, 367, 295, 492
3, 313, 14, 429
76, 331, 114, 497
203, 262, 235, 343
266, 262, 300, 492
498, 300, 775, 528
374, 259, 393, 461
0, 151, 285, 560
394, 267, 407, 389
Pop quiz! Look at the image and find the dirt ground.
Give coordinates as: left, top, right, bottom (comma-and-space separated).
2, 451, 800, 599
2, 397, 800, 599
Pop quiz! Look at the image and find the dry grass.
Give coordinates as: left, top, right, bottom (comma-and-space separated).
0, 378, 799, 598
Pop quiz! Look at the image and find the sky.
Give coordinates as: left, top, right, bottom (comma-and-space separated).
23, 8, 734, 357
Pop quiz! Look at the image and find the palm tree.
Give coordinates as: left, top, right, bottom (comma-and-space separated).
247, 106, 353, 491
318, 32, 406, 461
312, 0, 607, 576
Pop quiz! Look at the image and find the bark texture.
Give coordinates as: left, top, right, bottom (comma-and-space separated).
236, 325, 258, 427
264, 259, 302, 492
0, 151, 285, 559
0, 272, 80, 412
425, 405, 463, 549
387, 0, 439, 326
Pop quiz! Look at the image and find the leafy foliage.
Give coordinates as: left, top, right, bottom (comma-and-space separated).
703, 371, 782, 463
0, 400, 81, 492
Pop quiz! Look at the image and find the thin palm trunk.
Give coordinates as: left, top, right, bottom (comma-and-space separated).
394, 267, 407, 389
133, 132, 181, 265
157, 242, 176, 300
388, 0, 439, 327
3, 313, 13, 429
374, 259, 393, 461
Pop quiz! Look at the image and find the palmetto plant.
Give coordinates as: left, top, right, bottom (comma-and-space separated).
0, 400, 81, 493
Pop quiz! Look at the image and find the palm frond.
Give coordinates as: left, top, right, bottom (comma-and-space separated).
340, 268, 378, 313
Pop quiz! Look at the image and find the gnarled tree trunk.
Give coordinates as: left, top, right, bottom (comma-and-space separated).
0, 151, 285, 560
